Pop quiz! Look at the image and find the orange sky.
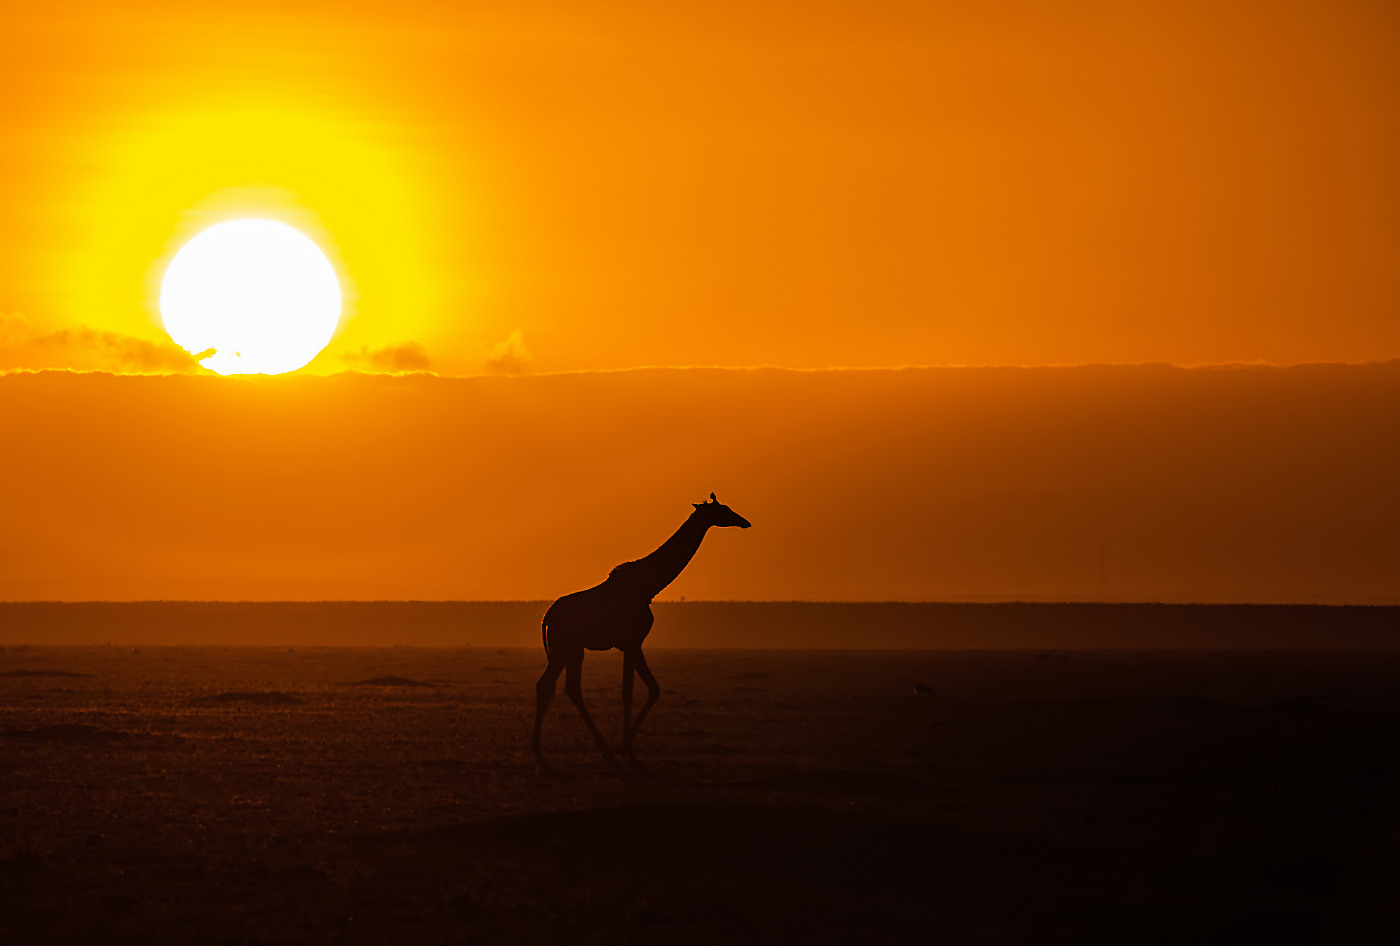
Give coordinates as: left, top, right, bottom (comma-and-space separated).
3, 1, 1400, 373
2, 4, 1399, 606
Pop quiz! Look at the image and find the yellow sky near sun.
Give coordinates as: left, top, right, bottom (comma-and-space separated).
2, 1, 1400, 375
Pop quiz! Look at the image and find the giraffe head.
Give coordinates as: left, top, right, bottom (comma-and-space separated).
693, 492, 752, 528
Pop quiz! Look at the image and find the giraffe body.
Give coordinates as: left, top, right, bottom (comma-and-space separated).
543, 585, 654, 654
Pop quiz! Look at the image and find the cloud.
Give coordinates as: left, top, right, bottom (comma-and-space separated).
341, 341, 432, 372
485, 329, 536, 375
0, 312, 197, 373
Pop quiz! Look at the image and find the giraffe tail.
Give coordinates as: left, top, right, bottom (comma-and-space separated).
541, 613, 549, 659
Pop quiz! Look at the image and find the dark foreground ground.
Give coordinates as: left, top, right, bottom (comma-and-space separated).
2, 647, 1399, 944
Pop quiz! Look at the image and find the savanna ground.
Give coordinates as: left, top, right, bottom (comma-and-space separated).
2, 645, 1400, 944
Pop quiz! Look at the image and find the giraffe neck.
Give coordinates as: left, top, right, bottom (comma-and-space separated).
614, 511, 711, 599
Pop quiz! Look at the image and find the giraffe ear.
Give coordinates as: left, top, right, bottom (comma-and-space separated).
710, 492, 718, 503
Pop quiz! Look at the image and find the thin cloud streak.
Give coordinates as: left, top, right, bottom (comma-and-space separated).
0, 312, 197, 374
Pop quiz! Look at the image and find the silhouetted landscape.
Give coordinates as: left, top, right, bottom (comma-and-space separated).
4, 631, 1400, 942
6, 0, 1400, 941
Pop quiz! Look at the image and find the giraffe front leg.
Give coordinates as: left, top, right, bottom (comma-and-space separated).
626, 648, 662, 751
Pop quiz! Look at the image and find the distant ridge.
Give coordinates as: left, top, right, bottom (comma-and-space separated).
0, 601, 1395, 649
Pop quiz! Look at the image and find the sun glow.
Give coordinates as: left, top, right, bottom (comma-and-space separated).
55, 99, 442, 374
160, 220, 341, 375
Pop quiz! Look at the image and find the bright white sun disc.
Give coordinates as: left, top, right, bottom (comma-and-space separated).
160, 219, 341, 375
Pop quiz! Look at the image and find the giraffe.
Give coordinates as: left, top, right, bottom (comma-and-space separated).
532, 493, 752, 766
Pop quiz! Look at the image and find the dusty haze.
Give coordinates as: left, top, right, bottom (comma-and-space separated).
3, 361, 1397, 603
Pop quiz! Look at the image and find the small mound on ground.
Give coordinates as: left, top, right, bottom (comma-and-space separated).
346, 676, 434, 687
189, 691, 306, 706
1, 724, 128, 744
0, 669, 96, 678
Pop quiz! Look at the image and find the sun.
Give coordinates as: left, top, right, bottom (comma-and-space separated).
160, 219, 342, 375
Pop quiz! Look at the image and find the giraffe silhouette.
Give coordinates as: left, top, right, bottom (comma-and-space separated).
532, 493, 752, 766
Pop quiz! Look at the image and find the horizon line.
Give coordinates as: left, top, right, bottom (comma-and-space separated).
3, 599, 1397, 608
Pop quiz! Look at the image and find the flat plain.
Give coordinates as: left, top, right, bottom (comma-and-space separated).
3, 645, 1400, 944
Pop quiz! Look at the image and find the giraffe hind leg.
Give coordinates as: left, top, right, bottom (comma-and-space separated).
563, 653, 621, 767
532, 658, 565, 764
